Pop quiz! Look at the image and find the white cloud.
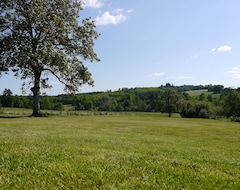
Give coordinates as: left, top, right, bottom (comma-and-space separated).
166, 76, 193, 80
82, 0, 103, 8
126, 9, 134, 14
211, 46, 232, 53
218, 46, 232, 52
147, 72, 165, 78
95, 11, 126, 26
210, 48, 216, 52
227, 67, 240, 80
114, 8, 124, 14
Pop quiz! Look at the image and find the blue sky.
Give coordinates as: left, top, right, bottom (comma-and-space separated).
1, 0, 240, 95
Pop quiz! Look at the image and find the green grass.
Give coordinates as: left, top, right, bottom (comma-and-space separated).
0, 113, 239, 189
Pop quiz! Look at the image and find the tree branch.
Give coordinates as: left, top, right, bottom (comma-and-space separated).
42, 68, 67, 86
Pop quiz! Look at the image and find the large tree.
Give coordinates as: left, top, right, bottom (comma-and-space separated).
0, 0, 100, 116
222, 89, 240, 117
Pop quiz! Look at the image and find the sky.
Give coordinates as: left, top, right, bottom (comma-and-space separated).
1, 0, 240, 95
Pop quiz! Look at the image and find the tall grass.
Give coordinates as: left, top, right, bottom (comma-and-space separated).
0, 113, 239, 189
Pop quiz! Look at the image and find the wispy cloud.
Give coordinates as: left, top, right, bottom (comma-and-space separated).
82, 0, 103, 8
227, 67, 240, 80
166, 76, 193, 80
211, 45, 232, 53
147, 72, 165, 78
210, 48, 216, 52
225, 67, 240, 87
126, 9, 134, 14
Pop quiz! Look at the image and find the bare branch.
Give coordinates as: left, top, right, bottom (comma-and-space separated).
42, 68, 67, 86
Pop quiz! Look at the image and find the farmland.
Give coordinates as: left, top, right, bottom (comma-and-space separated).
0, 112, 239, 189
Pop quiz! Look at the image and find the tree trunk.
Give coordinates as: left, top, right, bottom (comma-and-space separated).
31, 72, 41, 117
168, 111, 172, 117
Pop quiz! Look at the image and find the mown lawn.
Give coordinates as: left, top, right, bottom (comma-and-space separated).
0, 113, 239, 189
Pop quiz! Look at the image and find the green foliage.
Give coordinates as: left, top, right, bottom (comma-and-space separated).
199, 93, 205, 101
207, 84, 224, 94
222, 89, 240, 117
159, 88, 183, 117
40, 96, 53, 110
1, 84, 240, 119
0, 0, 100, 116
74, 96, 93, 110
2, 88, 13, 96
207, 94, 213, 102
181, 103, 210, 118
73, 88, 162, 112
176, 85, 207, 92
0, 114, 239, 189
53, 102, 64, 111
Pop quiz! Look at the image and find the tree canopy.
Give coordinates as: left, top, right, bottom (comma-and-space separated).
0, 0, 100, 116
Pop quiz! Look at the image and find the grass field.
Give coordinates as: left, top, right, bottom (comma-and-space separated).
0, 112, 239, 189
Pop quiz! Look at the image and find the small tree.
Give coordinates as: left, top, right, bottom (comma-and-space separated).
2, 88, 13, 107
159, 88, 183, 117
207, 94, 213, 102
0, 0, 100, 116
3, 89, 13, 97
199, 93, 205, 101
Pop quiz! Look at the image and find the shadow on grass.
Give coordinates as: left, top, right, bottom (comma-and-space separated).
0, 115, 29, 119
0, 111, 52, 118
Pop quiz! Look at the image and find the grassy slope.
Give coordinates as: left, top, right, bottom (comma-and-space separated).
0, 113, 239, 189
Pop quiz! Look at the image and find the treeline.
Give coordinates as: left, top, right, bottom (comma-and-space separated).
1, 84, 240, 119
0, 89, 64, 111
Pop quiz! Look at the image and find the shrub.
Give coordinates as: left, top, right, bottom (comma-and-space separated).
181, 103, 209, 118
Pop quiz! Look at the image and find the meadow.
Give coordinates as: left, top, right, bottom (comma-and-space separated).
0, 112, 239, 189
